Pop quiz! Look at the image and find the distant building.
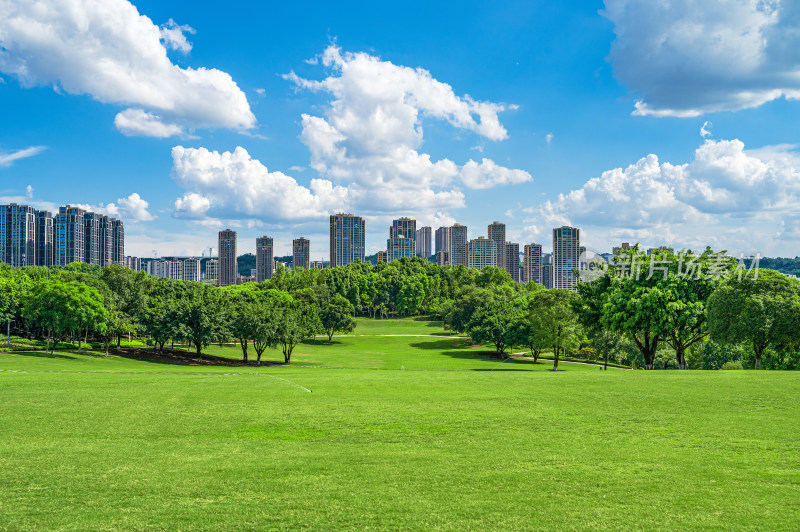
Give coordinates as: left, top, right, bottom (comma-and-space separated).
468, 237, 497, 270
435, 226, 450, 255
391, 217, 416, 240
218, 229, 238, 287
55, 205, 86, 266
647, 246, 672, 256
387, 235, 415, 262
376, 251, 388, 263
184, 258, 201, 282
553, 226, 580, 290
330, 213, 365, 267
35, 209, 54, 267
612, 242, 631, 255
293, 237, 310, 269
487, 221, 506, 270
542, 263, 553, 289
523, 244, 543, 284
436, 250, 449, 266
415, 226, 432, 258
310, 260, 327, 270
166, 259, 183, 280
123, 256, 141, 271
449, 223, 468, 267
111, 218, 124, 265
0, 204, 36, 267
504, 242, 520, 282
83, 212, 104, 266
237, 275, 256, 285
205, 259, 219, 281
255, 236, 274, 282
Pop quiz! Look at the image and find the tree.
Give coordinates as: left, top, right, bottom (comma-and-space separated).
225, 285, 262, 361
273, 296, 316, 363
531, 289, 580, 371
0, 276, 21, 348
175, 283, 224, 358
707, 269, 800, 369
508, 290, 548, 363
319, 294, 356, 343
468, 296, 522, 357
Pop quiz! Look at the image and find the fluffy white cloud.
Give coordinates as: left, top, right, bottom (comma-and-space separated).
116, 192, 154, 221
171, 146, 351, 221
0, 146, 46, 166
603, 0, 800, 116
540, 139, 800, 254
0, 0, 255, 137
460, 159, 532, 189
286, 45, 529, 206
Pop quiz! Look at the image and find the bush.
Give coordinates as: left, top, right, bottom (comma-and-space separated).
721, 360, 743, 370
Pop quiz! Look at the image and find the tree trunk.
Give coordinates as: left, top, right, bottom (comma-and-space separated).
328, 330, 334, 343
755, 350, 762, 370
196, 341, 202, 360
604, 351, 608, 370
6, 320, 10, 348
239, 338, 248, 362
645, 363, 654, 370
674, 345, 687, 369
553, 348, 559, 371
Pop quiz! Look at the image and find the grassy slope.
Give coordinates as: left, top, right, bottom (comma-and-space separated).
0, 321, 798, 530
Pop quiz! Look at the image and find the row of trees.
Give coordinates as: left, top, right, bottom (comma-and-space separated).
2, 247, 799, 369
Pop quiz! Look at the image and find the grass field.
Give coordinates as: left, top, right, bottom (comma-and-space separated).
1, 317, 799, 530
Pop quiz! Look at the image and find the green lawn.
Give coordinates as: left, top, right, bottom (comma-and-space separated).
1, 320, 799, 530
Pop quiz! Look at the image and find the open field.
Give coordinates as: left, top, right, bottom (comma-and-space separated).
1, 318, 799, 530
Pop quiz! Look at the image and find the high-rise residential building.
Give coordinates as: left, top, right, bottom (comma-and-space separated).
183, 258, 201, 281
0, 204, 36, 267
293, 237, 310, 269
376, 251, 388, 263
468, 237, 497, 270
488, 221, 506, 270
255, 236, 274, 282
205, 259, 219, 281
55, 205, 86, 266
310, 261, 327, 270
415, 226, 432, 258
504, 242, 520, 282
124, 256, 141, 271
523, 244, 543, 284
542, 252, 553, 289
166, 259, 184, 280
387, 235, 415, 262
35, 209, 54, 267
83, 212, 103, 266
218, 229, 237, 287
111, 219, 124, 265
436, 250, 449, 266
449, 223, 468, 267
435, 226, 450, 255
553, 226, 580, 290
99, 215, 114, 266
330, 213, 365, 267
390, 217, 416, 240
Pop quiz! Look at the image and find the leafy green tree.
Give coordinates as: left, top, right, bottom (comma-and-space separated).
532, 289, 580, 371
320, 294, 356, 343
175, 283, 224, 357
273, 296, 316, 363
468, 296, 522, 357
707, 269, 800, 369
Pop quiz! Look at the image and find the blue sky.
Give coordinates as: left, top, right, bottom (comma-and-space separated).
2, 0, 800, 259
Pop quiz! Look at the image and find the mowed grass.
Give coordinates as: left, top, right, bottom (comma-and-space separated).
0, 320, 799, 530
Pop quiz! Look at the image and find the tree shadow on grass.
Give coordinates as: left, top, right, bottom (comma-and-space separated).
3, 350, 76, 360
112, 348, 283, 367
302, 338, 344, 347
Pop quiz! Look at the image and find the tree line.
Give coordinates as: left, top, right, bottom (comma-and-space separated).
1, 247, 799, 369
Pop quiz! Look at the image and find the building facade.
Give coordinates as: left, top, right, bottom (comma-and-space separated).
111, 219, 124, 265
293, 237, 310, 269
487, 221, 506, 270
255, 236, 274, 282
183, 258, 201, 281
218, 229, 238, 287
449, 223, 468, 267
435, 226, 450, 255
205, 259, 219, 281
436, 250, 449, 266
0, 204, 36, 267
504, 242, 520, 282
468, 237, 497, 270
330, 213, 365, 267
123, 256, 141, 271
34, 209, 54, 267
55, 205, 86, 266
387, 235, 414, 262
415, 226, 432, 258
553, 226, 580, 290
523, 243, 543, 284
390, 217, 416, 240
376, 251, 387, 263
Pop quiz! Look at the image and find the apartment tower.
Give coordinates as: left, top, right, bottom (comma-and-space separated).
293, 237, 310, 269
218, 229, 238, 287
415, 226, 432, 258
330, 213, 365, 267
523, 243, 543, 284
552, 226, 580, 290
255, 236, 274, 282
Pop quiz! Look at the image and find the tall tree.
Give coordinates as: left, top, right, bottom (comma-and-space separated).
319, 294, 356, 343
707, 269, 800, 369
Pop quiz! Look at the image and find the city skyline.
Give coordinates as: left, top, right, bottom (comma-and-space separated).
2, 2, 798, 259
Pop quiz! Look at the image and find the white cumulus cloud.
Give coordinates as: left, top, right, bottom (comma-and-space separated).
0, 0, 255, 137
285, 45, 529, 205
603, 0, 800, 116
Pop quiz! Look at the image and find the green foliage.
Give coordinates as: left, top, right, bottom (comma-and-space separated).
319, 294, 356, 342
